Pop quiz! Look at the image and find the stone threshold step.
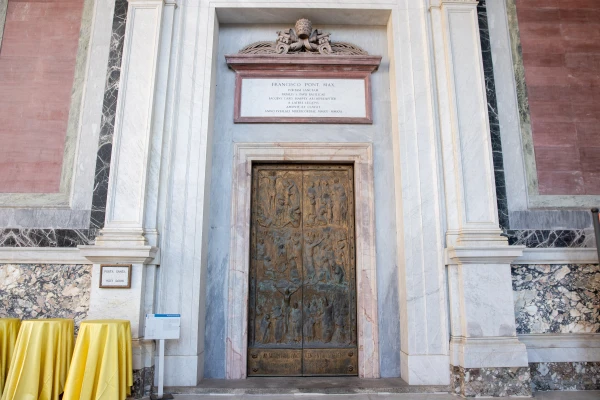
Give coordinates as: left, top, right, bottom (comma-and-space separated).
163, 378, 451, 395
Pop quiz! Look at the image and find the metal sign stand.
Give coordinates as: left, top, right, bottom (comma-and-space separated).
151, 339, 173, 399
147, 314, 180, 400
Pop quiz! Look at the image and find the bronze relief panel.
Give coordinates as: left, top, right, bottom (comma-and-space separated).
248, 164, 356, 376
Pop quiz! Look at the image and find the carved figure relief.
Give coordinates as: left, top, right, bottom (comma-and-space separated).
248, 164, 357, 376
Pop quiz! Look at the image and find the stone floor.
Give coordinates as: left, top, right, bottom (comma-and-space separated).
145, 392, 600, 400
162, 378, 447, 395
144, 378, 600, 399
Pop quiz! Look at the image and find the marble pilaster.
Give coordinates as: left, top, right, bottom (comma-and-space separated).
431, 0, 530, 395
93, 0, 164, 248
80, 0, 165, 344
391, 1, 450, 385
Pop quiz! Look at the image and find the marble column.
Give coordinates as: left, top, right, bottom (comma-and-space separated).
430, 0, 531, 396
389, 1, 450, 385
79, 0, 165, 392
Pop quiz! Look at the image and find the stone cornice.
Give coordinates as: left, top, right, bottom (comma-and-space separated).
446, 245, 525, 264
78, 245, 159, 264
225, 54, 382, 72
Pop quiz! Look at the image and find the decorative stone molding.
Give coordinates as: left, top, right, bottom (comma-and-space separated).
515, 248, 599, 265
226, 143, 379, 379
0, 248, 90, 264
520, 333, 600, 363
441, 0, 479, 3
446, 245, 525, 265
78, 245, 158, 265
238, 18, 368, 56
451, 336, 529, 368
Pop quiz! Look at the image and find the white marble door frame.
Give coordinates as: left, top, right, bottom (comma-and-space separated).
226, 143, 379, 379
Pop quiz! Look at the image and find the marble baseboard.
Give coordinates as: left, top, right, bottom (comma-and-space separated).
131, 366, 155, 398
530, 362, 600, 391
0, 264, 91, 333
512, 264, 600, 334
451, 365, 532, 398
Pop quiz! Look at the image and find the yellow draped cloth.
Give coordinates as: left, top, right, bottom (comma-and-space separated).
1, 318, 74, 400
63, 320, 133, 400
0, 318, 21, 396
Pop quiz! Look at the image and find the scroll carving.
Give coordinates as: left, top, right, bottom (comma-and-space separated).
238, 18, 368, 56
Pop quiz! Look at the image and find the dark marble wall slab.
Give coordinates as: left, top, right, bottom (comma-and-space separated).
132, 366, 154, 398
530, 362, 600, 391
451, 365, 532, 397
0, 264, 91, 332
0, 0, 128, 248
478, 0, 509, 231
507, 229, 588, 248
512, 264, 600, 334
478, 0, 590, 249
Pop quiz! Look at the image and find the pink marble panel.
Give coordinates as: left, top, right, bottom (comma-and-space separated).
0, 0, 84, 193
516, 0, 600, 195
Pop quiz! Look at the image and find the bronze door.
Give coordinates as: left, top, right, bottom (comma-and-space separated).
248, 164, 357, 376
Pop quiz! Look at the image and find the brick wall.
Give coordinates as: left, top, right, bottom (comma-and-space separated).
515, 0, 600, 195
0, 0, 84, 193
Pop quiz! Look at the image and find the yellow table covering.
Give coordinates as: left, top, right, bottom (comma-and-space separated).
0, 318, 21, 396
1, 318, 74, 400
63, 320, 133, 400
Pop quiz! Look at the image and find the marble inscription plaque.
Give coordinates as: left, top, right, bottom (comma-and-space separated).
236, 78, 371, 124
99, 264, 131, 288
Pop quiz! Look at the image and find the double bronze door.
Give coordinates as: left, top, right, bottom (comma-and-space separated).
248, 164, 357, 376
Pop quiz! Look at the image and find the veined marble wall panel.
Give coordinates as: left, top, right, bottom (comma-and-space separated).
482, 0, 599, 246
0, 0, 128, 245
204, 24, 397, 378
0, 0, 85, 194
0, 264, 91, 332
512, 264, 600, 335
530, 362, 600, 391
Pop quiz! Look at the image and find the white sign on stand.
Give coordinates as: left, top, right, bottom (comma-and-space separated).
146, 314, 181, 400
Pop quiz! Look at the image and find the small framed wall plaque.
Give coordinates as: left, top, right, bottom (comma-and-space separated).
99, 264, 132, 289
